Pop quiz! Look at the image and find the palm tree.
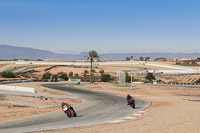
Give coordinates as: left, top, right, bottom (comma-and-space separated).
84, 50, 99, 83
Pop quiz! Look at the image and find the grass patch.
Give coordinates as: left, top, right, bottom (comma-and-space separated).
112, 83, 130, 87
48, 105, 61, 108
68, 84, 87, 87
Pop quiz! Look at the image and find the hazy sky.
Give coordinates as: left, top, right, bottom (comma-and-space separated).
0, 0, 200, 54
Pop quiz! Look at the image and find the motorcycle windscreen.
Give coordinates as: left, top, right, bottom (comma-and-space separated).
63, 105, 68, 111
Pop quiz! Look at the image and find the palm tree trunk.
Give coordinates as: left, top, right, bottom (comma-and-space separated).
90, 59, 92, 84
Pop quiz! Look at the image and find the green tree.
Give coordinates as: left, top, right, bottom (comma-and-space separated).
101, 74, 111, 82
130, 56, 133, 60
84, 50, 99, 83
69, 71, 73, 78
126, 57, 130, 61
139, 56, 144, 61
125, 72, 131, 83
42, 72, 52, 79
91, 69, 96, 73
52, 74, 58, 81
145, 57, 150, 61
99, 69, 104, 76
57, 72, 68, 80
145, 72, 156, 81
83, 70, 89, 77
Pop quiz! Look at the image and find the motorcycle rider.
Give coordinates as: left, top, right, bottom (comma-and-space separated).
61, 101, 75, 112
126, 94, 135, 105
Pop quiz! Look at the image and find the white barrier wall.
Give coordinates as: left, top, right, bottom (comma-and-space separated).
0, 85, 35, 93
148, 70, 200, 74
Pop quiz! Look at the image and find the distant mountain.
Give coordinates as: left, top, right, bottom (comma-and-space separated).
0, 45, 79, 60
0, 45, 200, 60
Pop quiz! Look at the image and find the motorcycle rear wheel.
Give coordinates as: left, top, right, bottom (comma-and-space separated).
130, 103, 135, 109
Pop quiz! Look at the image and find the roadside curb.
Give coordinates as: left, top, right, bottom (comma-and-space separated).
100, 111, 146, 124
99, 100, 152, 125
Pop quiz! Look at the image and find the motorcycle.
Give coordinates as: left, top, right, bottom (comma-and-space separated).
128, 99, 135, 109
62, 105, 77, 118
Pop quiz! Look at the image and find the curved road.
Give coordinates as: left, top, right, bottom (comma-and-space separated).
3, 66, 30, 73
0, 84, 150, 133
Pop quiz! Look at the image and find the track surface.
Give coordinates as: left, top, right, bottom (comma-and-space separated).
0, 84, 150, 133
3, 66, 29, 73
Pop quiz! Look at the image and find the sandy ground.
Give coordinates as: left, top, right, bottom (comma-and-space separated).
1, 61, 197, 82
0, 95, 80, 122
34, 83, 200, 133
0, 82, 81, 122
1, 61, 200, 132
0, 61, 181, 78
0, 64, 30, 72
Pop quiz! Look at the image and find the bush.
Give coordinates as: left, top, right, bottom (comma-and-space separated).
156, 79, 162, 82
83, 70, 89, 77
101, 74, 111, 82
57, 72, 69, 81
91, 69, 96, 73
145, 73, 156, 81
52, 74, 58, 81
1, 72, 16, 78
99, 69, 104, 75
69, 72, 73, 77
42, 72, 52, 79
74, 73, 79, 78
196, 78, 200, 83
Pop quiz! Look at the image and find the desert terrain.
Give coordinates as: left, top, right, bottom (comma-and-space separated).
0, 61, 200, 133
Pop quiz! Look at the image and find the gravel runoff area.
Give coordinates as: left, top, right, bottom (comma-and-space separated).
33, 83, 200, 133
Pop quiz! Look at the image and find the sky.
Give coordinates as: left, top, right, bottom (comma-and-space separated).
0, 0, 200, 54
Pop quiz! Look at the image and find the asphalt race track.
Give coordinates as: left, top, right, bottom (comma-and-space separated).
0, 84, 150, 133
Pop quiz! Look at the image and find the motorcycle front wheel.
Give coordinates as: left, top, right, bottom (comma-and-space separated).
66, 111, 72, 118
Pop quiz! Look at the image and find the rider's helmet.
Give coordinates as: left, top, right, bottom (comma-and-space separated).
61, 101, 65, 106
127, 94, 131, 98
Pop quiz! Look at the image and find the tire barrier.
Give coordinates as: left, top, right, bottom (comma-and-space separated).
0, 79, 33, 84
32, 79, 58, 82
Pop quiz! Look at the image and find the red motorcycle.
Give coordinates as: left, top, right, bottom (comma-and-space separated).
62, 105, 77, 118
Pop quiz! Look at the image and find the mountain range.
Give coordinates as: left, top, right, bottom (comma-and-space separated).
0, 45, 200, 61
